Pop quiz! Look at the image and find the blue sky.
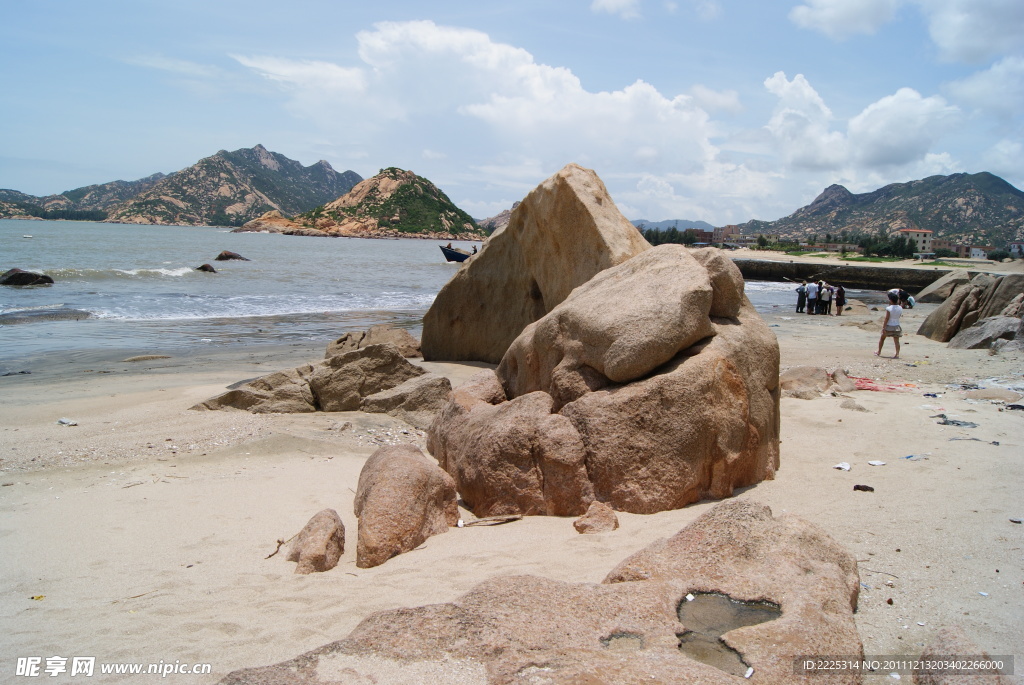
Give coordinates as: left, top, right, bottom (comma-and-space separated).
1, 0, 1021, 225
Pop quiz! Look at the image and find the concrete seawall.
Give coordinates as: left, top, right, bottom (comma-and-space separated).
732, 258, 949, 292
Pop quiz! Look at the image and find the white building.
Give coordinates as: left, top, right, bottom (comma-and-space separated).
898, 228, 932, 252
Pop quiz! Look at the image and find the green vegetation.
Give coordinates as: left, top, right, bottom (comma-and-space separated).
987, 249, 1012, 261
933, 248, 958, 258
641, 227, 700, 245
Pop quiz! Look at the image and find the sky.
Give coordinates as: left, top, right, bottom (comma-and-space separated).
1, 0, 1022, 225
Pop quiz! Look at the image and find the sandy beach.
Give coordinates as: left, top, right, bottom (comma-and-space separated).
2, 292, 1022, 682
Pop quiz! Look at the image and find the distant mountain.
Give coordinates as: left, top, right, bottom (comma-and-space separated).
0, 173, 167, 221
632, 219, 715, 231
106, 145, 362, 226
737, 172, 1024, 246
296, 167, 485, 238
478, 201, 520, 234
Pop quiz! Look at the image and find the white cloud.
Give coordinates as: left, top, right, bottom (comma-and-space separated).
590, 0, 642, 19
981, 139, 1023, 180
945, 55, 1024, 115
916, 0, 1024, 63
764, 72, 847, 169
789, 0, 901, 39
689, 84, 742, 113
232, 55, 366, 93
847, 88, 960, 166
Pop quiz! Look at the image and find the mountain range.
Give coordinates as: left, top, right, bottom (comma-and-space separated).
738, 172, 1024, 246
0, 145, 362, 227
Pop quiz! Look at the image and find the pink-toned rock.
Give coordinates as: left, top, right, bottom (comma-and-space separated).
428, 389, 593, 517
918, 274, 1024, 342
286, 509, 345, 575
573, 501, 619, 534
497, 245, 715, 405
560, 302, 779, 514
360, 373, 452, 430
830, 369, 858, 393
421, 163, 650, 363
429, 246, 780, 516
353, 445, 458, 569
220, 500, 862, 685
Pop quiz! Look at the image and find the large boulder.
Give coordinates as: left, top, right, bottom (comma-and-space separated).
353, 445, 458, 569
429, 245, 780, 516
497, 245, 716, 406
915, 270, 972, 303
326, 324, 421, 359
421, 163, 651, 363
286, 509, 345, 575
220, 501, 862, 685
947, 316, 1021, 349
573, 500, 619, 534
918, 274, 1024, 342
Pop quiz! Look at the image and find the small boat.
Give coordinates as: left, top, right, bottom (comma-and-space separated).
23, 235, 33, 239
440, 245, 472, 262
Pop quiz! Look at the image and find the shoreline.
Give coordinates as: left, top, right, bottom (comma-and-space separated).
2, 294, 1023, 683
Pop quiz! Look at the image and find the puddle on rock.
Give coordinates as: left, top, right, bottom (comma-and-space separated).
676, 592, 781, 677
601, 632, 644, 651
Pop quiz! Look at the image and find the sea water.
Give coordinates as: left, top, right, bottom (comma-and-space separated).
1, 219, 841, 368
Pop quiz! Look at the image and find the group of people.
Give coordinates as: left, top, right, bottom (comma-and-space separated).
794, 280, 846, 316
793, 279, 916, 359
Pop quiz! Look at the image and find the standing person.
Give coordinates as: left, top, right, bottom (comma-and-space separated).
815, 281, 827, 314
795, 281, 807, 313
876, 292, 903, 358
805, 280, 818, 315
834, 284, 846, 316
822, 282, 834, 315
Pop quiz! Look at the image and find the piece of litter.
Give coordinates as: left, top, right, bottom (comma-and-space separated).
917, 622, 925, 626
1011, 518, 1022, 524
834, 462, 851, 471
890, 673, 901, 680
853, 484, 874, 492
686, 593, 695, 602
978, 592, 989, 597
923, 393, 941, 398
744, 666, 754, 679
56, 418, 78, 426
30, 595, 45, 601
868, 460, 886, 466
457, 519, 465, 528
904, 453, 930, 461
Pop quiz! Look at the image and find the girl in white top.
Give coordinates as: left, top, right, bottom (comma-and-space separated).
875, 292, 903, 358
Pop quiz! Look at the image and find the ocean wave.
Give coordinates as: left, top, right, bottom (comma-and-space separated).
44, 266, 197, 280
88, 291, 438, 321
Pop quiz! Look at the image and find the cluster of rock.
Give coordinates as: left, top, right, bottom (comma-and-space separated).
192, 340, 448, 430
918, 273, 1024, 351
281, 442, 460, 573
325, 324, 421, 359
423, 165, 780, 517
222, 501, 865, 684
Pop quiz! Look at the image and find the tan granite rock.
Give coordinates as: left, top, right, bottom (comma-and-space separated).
353, 445, 458, 569
309, 344, 426, 412
326, 324, 421, 359
573, 501, 619, 534
421, 163, 650, 364
286, 509, 345, 575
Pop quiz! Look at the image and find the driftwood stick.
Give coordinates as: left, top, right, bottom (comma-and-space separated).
265, 533, 298, 560
462, 514, 523, 527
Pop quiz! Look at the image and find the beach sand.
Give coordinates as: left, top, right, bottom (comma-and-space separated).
2, 300, 1022, 683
